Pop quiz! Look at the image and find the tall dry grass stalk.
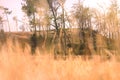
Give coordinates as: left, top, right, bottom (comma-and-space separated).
0, 38, 120, 80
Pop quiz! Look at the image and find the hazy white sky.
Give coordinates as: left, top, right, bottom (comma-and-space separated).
0, 0, 23, 20
0, 0, 116, 31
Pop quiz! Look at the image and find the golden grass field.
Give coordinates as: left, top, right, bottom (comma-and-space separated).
0, 38, 120, 80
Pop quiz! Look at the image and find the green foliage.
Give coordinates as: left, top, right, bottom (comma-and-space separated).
22, 0, 40, 33
106, 38, 115, 50
0, 31, 6, 46
22, 0, 37, 16
92, 31, 97, 51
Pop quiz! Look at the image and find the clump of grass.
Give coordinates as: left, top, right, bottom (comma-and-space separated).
0, 38, 120, 80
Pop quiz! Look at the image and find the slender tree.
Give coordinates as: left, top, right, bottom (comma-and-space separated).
0, 16, 3, 31
72, 1, 93, 55
47, 0, 60, 36
13, 16, 18, 32
0, 6, 12, 32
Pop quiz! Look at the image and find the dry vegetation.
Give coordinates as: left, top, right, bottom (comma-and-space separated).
0, 38, 119, 80
1, 0, 120, 79
0, 0, 120, 79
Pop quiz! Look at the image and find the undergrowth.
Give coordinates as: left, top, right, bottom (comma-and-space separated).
0, 38, 119, 80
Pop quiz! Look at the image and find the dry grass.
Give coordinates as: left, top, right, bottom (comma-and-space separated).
0, 39, 120, 80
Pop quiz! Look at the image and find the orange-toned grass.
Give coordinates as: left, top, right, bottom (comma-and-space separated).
0, 39, 120, 80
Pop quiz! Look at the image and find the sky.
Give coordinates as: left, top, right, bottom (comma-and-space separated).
0, 0, 116, 31
0, 0, 24, 31
0, 0, 23, 20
